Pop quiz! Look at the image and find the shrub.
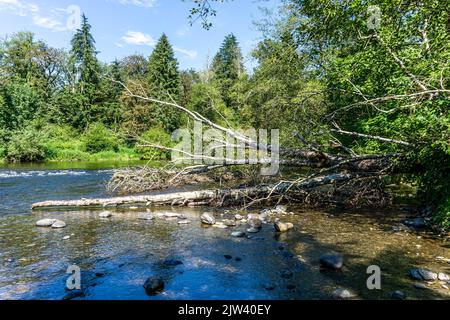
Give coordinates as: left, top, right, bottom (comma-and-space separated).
82, 123, 120, 153
137, 126, 173, 160
5, 128, 48, 162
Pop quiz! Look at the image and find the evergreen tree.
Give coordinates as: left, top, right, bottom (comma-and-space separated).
147, 34, 181, 131
212, 34, 244, 108
70, 14, 100, 95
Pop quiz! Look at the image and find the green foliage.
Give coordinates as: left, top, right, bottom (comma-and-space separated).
82, 123, 120, 153
5, 127, 49, 162
137, 127, 174, 160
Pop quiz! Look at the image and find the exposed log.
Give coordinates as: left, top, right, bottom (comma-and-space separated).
32, 173, 357, 211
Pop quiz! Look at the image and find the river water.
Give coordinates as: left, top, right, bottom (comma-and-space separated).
0, 163, 449, 300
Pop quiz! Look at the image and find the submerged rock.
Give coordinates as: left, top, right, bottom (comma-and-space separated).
143, 276, 165, 296
391, 290, 406, 300
320, 253, 344, 270
280, 270, 293, 279
331, 288, 357, 300
138, 213, 155, 220
99, 211, 112, 218
201, 213, 216, 225
263, 284, 276, 291
63, 290, 85, 300
409, 268, 438, 281
223, 219, 237, 227
274, 222, 294, 233
246, 228, 260, 234
248, 219, 262, 229
404, 218, 427, 229
178, 220, 191, 225
36, 219, 57, 227
231, 231, 246, 238
163, 259, 183, 267
414, 283, 428, 290
164, 213, 181, 218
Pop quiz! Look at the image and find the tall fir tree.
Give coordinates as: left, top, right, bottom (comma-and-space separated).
70, 14, 100, 95
147, 34, 181, 132
212, 34, 244, 108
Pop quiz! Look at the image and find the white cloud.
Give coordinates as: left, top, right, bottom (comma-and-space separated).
115, 0, 157, 8
121, 31, 156, 46
174, 46, 198, 60
0, 0, 39, 16
32, 15, 66, 32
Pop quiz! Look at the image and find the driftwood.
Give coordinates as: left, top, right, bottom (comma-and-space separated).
32, 173, 357, 211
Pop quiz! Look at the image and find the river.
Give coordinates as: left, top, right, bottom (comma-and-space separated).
0, 162, 449, 300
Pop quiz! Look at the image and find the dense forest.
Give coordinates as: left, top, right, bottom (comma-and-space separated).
1, 0, 449, 228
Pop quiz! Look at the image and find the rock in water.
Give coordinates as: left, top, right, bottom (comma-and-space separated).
51, 220, 67, 229
409, 268, 438, 281
63, 290, 85, 300
438, 273, 450, 281
163, 259, 183, 267
248, 219, 262, 229
231, 231, 246, 238
235, 214, 244, 220
320, 253, 344, 270
414, 283, 428, 290
36, 219, 57, 227
332, 288, 357, 300
99, 211, 112, 218
138, 213, 155, 220
391, 290, 406, 300
143, 277, 165, 296
178, 220, 191, 225
201, 213, 216, 225
223, 220, 237, 227
404, 218, 426, 229
246, 228, 260, 234
274, 222, 294, 233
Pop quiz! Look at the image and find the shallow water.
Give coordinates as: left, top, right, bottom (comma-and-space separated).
0, 164, 449, 300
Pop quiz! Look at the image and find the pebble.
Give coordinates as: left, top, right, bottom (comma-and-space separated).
414, 283, 428, 290
391, 290, 406, 300
331, 288, 357, 300
235, 214, 243, 220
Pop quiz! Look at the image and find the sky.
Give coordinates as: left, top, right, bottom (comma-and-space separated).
0, 0, 281, 71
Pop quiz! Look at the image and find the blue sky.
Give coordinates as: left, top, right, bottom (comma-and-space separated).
0, 0, 281, 70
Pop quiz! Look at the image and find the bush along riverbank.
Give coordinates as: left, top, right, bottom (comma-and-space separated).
0, 124, 173, 163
